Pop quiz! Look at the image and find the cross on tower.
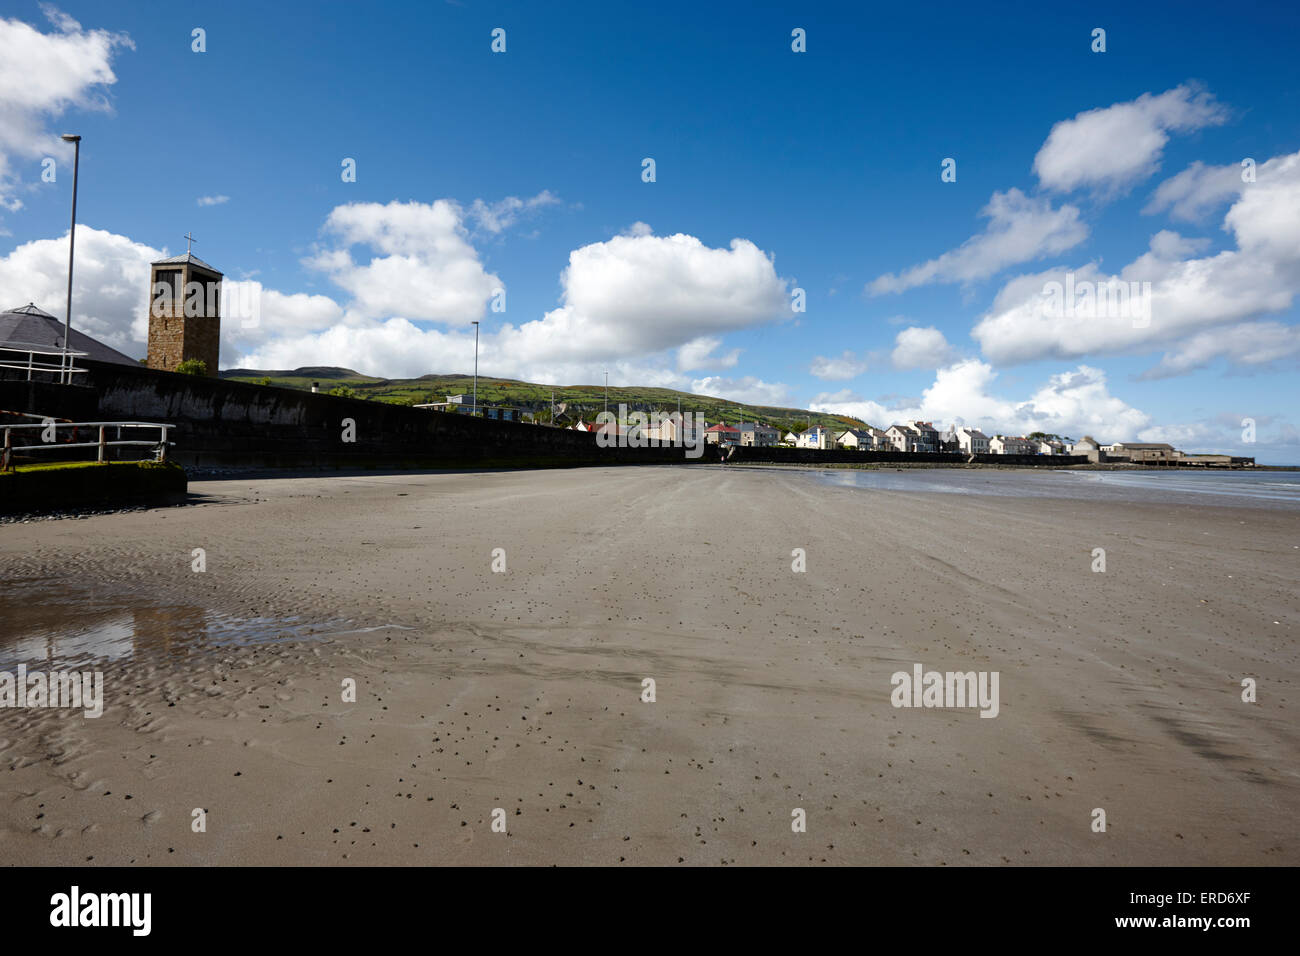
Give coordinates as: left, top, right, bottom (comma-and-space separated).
184, 232, 197, 254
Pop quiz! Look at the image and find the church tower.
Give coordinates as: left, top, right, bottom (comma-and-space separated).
146, 237, 222, 376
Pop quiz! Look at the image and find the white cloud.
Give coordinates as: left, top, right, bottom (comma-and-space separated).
467, 190, 560, 235
244, 221, 788, 385
1139, 321, 1300, 379
623, 221, 653, 237
891, 326, 955, 370
230, 321, 708, 388
303, 199, 502, 322
1143, 160, 1246, 221
1133, 414, 1298, 464
690, 375, 792, 407
676, 336, 740, 371
1033, 84, 1226, 197
491, 231, 789, 370
4, 210, 791, 387
811, 360, 1150, 439
220, 281, 345, 349
809, 350, 867, 380
868, 189, 1087, 294
197, 195, 229, 207
0, 7, 132, 213
0, 224, 158, 354
973, 150, 1300, 370
234, 319, 465, 376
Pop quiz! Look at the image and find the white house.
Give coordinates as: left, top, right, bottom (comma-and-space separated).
885, 425, 913, 451
837, 428, 872, 450
989, 435, 1036, 455
1071, 436, 1102, 462
885, 424, 936, 452
953, 426, 990, 455
903, 421, 941, 452
796, 425, 837, 449
646, 413, 706, 445
865, 426, 890, 449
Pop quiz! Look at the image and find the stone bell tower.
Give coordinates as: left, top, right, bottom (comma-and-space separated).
146, 234, 222, 375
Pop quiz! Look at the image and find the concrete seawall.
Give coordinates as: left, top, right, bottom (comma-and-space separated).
1, 362, 716, 469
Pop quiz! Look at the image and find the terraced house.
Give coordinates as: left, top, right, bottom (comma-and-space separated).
796, 425, 837, 449
953, 425, 990, 455
736, 422, 779, 446
989, 435, 1037, 455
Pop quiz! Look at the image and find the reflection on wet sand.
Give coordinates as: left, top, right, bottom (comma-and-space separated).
0, 582, 316, 667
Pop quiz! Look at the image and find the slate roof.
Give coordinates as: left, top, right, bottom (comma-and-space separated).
151, 252, 223, 276
0, 303, 139, 366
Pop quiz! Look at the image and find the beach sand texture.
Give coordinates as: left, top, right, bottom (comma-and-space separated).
1, 466, 1296, 865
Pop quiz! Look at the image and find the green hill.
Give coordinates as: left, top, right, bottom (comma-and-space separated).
221, 367, 869, 434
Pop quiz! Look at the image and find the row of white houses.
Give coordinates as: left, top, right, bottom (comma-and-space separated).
571, 412, 1185, 460
787, 421, 1073, 456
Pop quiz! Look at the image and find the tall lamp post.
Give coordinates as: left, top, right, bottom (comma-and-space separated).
60, 133, 81, 384
604, 371, 608, 417
471, 320, 480, 415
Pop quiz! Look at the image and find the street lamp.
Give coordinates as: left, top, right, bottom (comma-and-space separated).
471, 320, 480, 415
60, 134, 81, 384
604, 371, 608, 417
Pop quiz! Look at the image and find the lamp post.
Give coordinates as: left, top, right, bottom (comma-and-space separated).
604, 371, 608, 417
471, 320, 480, 416
60, 134, 81, 384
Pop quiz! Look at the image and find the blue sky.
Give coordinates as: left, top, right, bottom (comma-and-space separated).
1, 0, 1297, 461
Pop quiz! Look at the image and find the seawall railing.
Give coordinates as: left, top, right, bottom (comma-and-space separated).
1, 418, 173, 472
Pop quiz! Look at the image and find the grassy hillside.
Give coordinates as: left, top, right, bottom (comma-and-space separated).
222, 367, 871, 433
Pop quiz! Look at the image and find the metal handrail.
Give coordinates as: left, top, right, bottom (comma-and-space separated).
1, 421, 173, 472
0, 343, 90, 382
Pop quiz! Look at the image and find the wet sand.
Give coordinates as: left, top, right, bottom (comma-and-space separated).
1, 465, 1296, 865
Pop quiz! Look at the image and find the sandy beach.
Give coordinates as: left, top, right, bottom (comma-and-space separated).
1, 465, 1296, 865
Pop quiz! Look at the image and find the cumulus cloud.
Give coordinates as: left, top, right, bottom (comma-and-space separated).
973, 150, 1300, 370
233, 319, 466, 376
4, 207, 791, 390
690, 375, 792, 407
891, 326, 956, 369
303, 199, 502, 322
0, 7, 132, 213
811, 360, 1150, 439
676, 336, 740, 371
0, 225, 158, 354
241, 218, 789, 390
1131, 415, 1297, 461
467, 190, 560, 235
868, 189, 1087, 294
1139, 321, 1300, 379
1033, 84, 1227, 197
490, 230, 789, 373
1142, 160, 1247, 221
230, 320, 712, 393
220, 282, 345, 349
197, 195, 229, 207
809, 350, 867, 381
